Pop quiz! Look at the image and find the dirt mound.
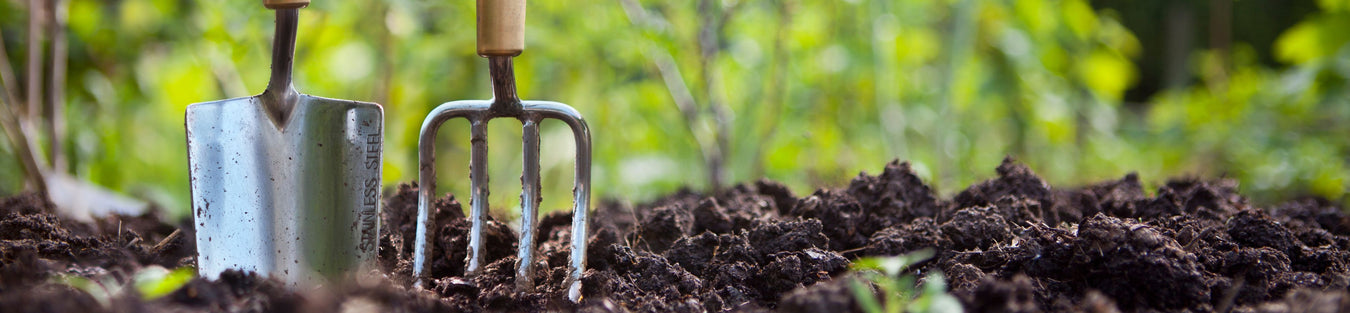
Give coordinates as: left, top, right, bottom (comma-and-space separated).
4, 157, 1350, 312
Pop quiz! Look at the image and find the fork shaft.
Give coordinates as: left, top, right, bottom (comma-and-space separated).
516, 117, 542, 291
488, 56, 522, 114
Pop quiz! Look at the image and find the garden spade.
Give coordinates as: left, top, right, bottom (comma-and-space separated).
185, 0, 384, 287
413, 0, 593, 301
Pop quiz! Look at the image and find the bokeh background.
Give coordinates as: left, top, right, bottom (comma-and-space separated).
1, 0, 1348, 220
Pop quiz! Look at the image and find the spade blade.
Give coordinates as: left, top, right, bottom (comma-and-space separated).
186, 93, 383, 286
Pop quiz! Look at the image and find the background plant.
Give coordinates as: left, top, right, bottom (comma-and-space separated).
0, 0, 1346, 220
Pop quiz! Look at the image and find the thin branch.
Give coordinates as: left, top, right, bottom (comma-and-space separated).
0, 101, 47, 194
694, 0, 743, 190
0, 68, 48, 194
204, 43, 249, 97
0, 1, 51, 194
45, 0, 66, 173
619, 0, 725, 189
650, 50, 700, 126
23, 0, 53, 185
26, 0, 44, 122
0, 28, 20, 107
749, 0, 791, 179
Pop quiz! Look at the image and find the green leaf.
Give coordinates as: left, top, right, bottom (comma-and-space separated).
1276, 21, 1323, 64
134, 267, 196, 300
851, 278, 885, 313
54, 274, 113, 308
1079, 50, 1137, 100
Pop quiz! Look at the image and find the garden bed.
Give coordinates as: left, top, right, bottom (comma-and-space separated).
2, 158, 1349, 312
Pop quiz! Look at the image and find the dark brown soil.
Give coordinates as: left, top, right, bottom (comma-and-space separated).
4, 157, 1350, 312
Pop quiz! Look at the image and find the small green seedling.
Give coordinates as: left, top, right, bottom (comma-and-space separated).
133, 266, 196, 299
56, 266, 196, 308
849, 249, 962, 313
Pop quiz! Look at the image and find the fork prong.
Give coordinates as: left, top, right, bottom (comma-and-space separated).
525, 102, 592, 302
465, 118, 491, 277
564, 118, 591, 302
516, 117, 542, 292
415, 101, 486, 287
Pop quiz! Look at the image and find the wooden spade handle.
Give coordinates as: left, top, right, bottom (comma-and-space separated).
265, 0, 309, 9
477, 0, 525, 56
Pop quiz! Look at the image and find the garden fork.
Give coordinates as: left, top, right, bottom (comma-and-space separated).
412, 0, 592, 301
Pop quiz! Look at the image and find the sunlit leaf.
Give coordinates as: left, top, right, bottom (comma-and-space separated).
1080, 50, 1137, 100
1275, 21, 1323, 64
134, 267, 196, 300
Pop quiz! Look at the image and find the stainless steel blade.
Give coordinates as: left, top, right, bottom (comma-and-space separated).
186, 94, 383, 286
186, 8, 384, 287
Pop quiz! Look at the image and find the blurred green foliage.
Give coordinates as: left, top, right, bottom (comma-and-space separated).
1, 0, 1348, 219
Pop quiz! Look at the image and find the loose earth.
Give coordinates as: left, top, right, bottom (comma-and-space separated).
2, 157, 1349, 312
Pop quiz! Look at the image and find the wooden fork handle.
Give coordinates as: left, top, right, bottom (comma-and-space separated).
478, 0, 525, 56
265, 0, 309, 10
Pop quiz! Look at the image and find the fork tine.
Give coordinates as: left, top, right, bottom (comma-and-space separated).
414, 101, 484, 287
516, 117, 542, 292
528, 102, 592, 302
564, 117, 591, 302
466, 118, 491, 277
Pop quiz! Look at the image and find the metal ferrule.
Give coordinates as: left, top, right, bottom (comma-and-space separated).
413, 56, 592, 301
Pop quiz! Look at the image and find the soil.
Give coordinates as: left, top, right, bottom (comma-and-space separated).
4, 157, 1350, 312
